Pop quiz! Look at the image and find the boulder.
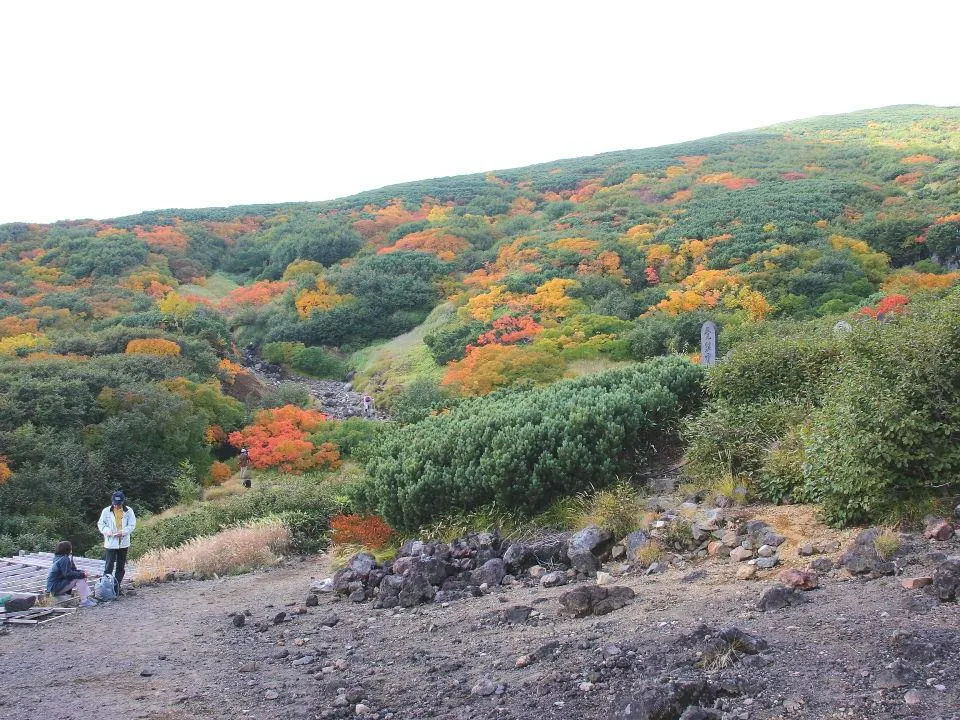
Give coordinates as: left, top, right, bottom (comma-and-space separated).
611, 680, 719, 720
730, 547, 753, 562
902, 576, 933, 590
736, 564, 757, 580
396, 539, 427, 558
779, 568, 818, 590
623, 530, 652, 563
924, 519, 955, 541
839, 528, 896, 576
718, 626, 768, 654
743, 520, 771, 538
501, 542, 531, 574
720, 530, 741, 548
755, 556, 779, 570
502, 605, 533, 624
390, 556, 417, 577
528, 538, 567, 565
931, 557, 960, 601
418, 556, 452, 586
398, 569, 436, 608
758, 586, 806, 611
567, 526, 614, 574
331, 553, 378, 595
309, 578, 334, 593
540, 571, 568, 588
472, 558, 506, 587
810, 558, 834, 573
761, 531, 786, 547
557, 585, 634, 618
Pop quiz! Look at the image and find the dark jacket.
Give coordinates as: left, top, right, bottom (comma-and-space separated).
46, 554, 85, 595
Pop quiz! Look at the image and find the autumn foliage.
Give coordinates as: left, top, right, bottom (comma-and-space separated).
0, 456, 11, 486
134, 225, 190, 251
220, 280, 290, 309
329, 513, 395, 549
294, 278, 351, 318
228, 405, 340, 473
206, 461, 232, 484
125, 338, 182, 356
378, 228, 470, 260
860, 294, 909, 319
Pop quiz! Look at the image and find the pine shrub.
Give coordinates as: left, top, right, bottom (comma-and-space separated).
355, 357, 704, 531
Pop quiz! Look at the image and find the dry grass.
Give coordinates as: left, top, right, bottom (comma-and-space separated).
873, 528, 901, 560
576, 481, 649, 539
699, 637, 748, 671
135, 519, 291, 582
710, 471, 751, 506
634, 543, 665, 568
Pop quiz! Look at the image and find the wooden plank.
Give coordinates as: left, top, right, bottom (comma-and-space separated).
3, 607, 74, 625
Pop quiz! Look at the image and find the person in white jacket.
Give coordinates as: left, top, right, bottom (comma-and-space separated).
97, 490, 136, 590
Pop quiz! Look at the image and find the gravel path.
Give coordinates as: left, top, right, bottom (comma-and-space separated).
2, 542, 958, 720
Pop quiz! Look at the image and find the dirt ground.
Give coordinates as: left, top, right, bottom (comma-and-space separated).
1, 532, 959, 720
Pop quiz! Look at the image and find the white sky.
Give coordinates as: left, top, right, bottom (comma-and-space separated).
2, 1, 958, 225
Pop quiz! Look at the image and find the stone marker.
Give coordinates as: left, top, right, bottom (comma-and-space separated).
700, 321, 717, 366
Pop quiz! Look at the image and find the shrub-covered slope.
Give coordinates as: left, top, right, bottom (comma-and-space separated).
2, 105, 960, 550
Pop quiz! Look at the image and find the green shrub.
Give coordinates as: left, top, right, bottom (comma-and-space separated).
388, 377, 449, 425
130, 478, 341, 558
683, 398, 810, 485
262, 341, 348, 379
290, 345, 348, 379
308, 418, 384, 460
758, 424, 807, 504
705, 330, 840, 406
802, 296, 960, 525
356, 357, 704, 531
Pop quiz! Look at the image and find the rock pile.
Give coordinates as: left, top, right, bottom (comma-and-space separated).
315, 529, 640, 610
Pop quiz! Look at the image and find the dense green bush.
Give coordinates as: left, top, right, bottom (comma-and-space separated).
683, 398, 811, 490
388, 377, 449, 425
682, 322, 841, 497
129, 478, 341, 557
802, 296, 960, 524
263, 341, 348, 379
308, 418, 384, 460
705, 330, 840, 405
356, 357, 704, 530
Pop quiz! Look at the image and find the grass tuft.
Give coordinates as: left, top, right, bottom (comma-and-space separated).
873, 527, 901, 560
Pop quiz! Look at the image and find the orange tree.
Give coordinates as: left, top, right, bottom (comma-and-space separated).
228, 405, 340, 473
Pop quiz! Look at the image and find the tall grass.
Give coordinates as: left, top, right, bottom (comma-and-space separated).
135, 518, 291, 582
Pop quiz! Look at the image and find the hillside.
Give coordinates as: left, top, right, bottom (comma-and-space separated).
1, 105, 960, 556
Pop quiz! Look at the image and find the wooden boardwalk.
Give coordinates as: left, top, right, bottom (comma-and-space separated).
0, 552, 136, 598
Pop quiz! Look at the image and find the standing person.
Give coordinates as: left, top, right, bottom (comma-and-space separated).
362, 394, 372, 416
46, 541, 97, 607
238, 448, 252, 489
98, 490, 136, 592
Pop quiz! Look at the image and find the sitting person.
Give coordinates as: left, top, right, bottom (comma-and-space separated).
46, 540, 97, 607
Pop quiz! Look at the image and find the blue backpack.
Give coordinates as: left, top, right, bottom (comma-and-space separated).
95, 574, 118, 601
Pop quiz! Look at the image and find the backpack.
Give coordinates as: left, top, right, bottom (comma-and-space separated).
95, 574, 119, 601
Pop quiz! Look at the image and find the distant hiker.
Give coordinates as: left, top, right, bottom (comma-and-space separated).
239, 448, 252, 488
362, 394, 373, 416
46, 540, 97, 607
98, 490, 136, 592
